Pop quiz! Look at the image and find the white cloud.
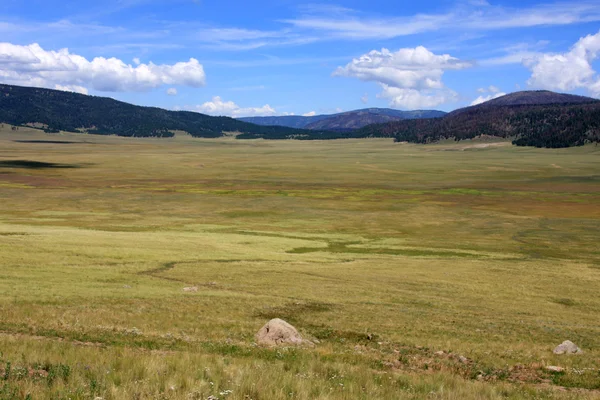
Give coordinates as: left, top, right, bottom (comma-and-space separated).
333, 46, 470, 109
303, 111, 316, 116
285, 1, 600, 40
0, 42, 206, 93
471, 85, 506, 105
524, 31, 600, 96
470, 92, 506, 106
133, 57, 141, 65
361, 93, 369, 104
194, 27, 318, 51
167, 87, 177, 95
192, 96, 277, 117
54, 84, 88, 95
378, 86, 458, 109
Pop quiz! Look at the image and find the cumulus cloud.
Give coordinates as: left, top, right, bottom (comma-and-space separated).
524, 31, 600, 96
167, 87, 177, 95
0, 42, 206, 93
192, 96, 276, 117
303, 111, 316, 116
333, 46, 470, 108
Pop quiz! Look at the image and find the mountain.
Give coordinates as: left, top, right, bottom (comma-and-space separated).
356, 91, 600, 148
305, 109, 446, 130
237, 115, 332, 129
0, 84, 327, 138
239, 108, 446, 130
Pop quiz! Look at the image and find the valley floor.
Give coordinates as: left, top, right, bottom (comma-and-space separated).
0, 127, 599, 399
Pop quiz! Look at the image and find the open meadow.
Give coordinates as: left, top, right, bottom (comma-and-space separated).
0, 126, 599, 399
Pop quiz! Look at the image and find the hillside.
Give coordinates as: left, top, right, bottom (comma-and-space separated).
357, 92, 600, 148
0, 84, 325, 138
239, 108, 445, 130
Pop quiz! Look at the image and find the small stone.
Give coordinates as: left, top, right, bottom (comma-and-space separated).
434, 351, 445, 356
458, 355, 468, 363
553, 340, 582, 355
546, 366, 565, 373
122, 285, 132, 289
183, 286, 198, 292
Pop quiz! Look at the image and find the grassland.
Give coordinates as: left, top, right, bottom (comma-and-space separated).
0, 126, 599, 399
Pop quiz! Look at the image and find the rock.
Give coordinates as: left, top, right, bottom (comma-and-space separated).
458, 355, 468, 364
255, 318, 312, 347
553, 340, 582, 355
546, 366, 565, 373
434, 351, 445, 356
183, 286, 198, 292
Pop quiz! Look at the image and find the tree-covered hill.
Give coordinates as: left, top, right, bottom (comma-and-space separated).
356, 92, 600, 148
0, 84, 326, 138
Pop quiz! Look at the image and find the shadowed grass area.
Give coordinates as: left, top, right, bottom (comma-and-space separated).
0, 160, 82, 169
13, 140, 81, 144
0, 127, 599, 399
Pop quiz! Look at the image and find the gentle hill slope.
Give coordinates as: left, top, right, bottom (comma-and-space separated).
239, 108, 445, 130
0, 84, 325, 138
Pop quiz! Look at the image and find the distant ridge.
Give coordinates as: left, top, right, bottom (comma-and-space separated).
305, 108, 446, 130
239, 108, 446, 130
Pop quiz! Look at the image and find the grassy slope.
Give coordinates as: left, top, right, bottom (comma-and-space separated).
0, 127, 599, 399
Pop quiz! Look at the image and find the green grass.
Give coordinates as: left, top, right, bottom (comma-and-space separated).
0, 126, 599, 399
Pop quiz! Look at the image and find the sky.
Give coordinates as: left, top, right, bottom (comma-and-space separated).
1, 0, 600, 117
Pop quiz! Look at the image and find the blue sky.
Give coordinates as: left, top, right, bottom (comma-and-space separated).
1, 0, 600, 116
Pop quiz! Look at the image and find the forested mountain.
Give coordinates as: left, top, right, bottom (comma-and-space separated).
239, 108, 445, 130
0, 84, 325, 138
357, 92, 600, 148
